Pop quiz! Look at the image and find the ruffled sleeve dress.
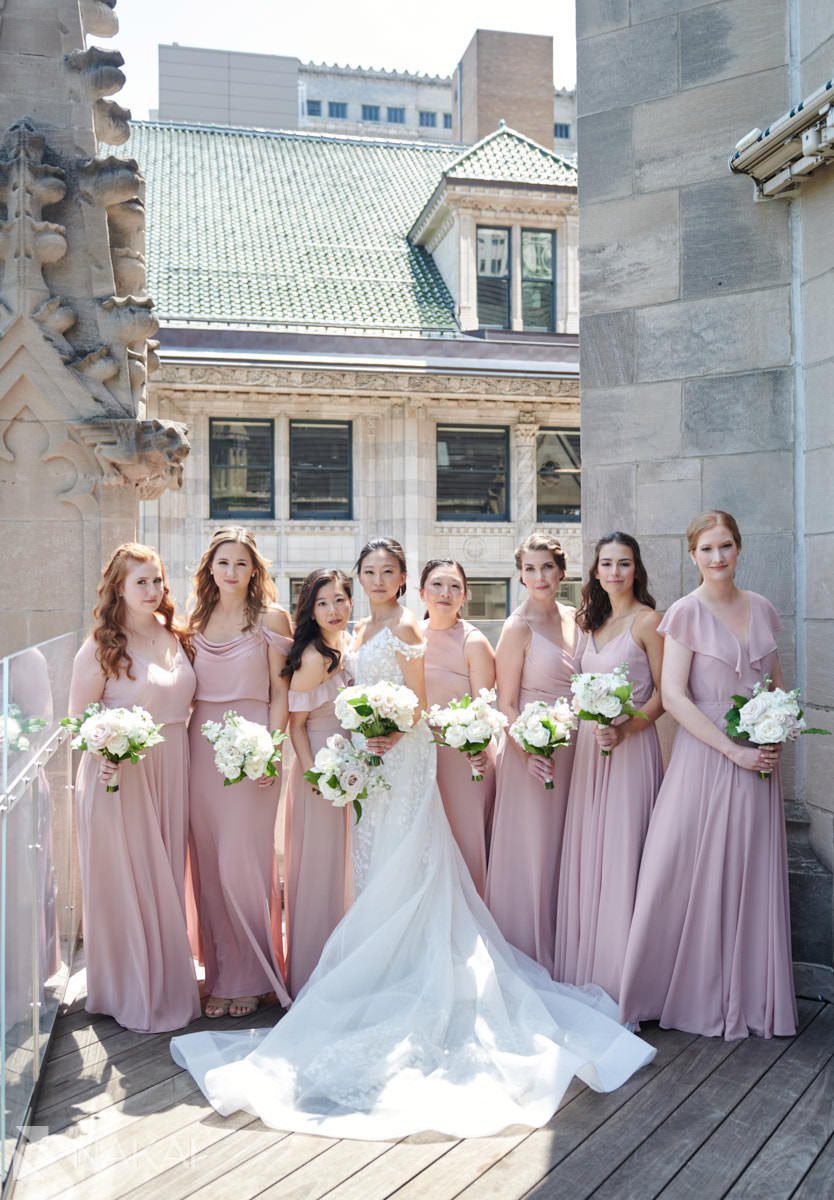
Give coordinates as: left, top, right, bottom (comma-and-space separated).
618, 592, 797, 1039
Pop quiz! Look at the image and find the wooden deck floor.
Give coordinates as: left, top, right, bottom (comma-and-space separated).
10, 984, 834, 1199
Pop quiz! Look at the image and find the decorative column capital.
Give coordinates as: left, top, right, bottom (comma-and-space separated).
70, 417, 190, 499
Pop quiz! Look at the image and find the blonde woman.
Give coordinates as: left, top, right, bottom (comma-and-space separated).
187, 527, 292, 1017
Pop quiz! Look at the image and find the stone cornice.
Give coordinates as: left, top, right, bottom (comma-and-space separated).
155, 363, 579, 401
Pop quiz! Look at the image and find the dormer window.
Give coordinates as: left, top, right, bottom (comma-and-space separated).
477, 226, 511, 329
521, 230, 555, 332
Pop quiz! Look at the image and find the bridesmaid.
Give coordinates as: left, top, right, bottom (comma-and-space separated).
420, 559, 497, 896
485, 532, 581, 973
619, 510, 797, 1039
283, 569, 353, 998
188, 527, 292, 1017
553, 532, 664, 1000
69, 544, 200, 1032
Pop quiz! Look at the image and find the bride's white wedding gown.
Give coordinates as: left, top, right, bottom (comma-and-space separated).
171, 627, 654, 1139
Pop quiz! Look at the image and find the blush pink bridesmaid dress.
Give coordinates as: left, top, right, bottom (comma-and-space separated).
73, 640, 201, 1032
619, 592, 797, 1040
284, 669, 351, 998
485, 624, 581, 973
553, 621, 663, 1001
424, 620, 496, 897
188, 627, 292, 1007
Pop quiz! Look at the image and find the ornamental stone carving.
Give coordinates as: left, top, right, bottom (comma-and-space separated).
70, 418, 190, 499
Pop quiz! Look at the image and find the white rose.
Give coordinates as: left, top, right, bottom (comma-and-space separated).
524, 722, 550, 748
466, 719, 491, 743
339, 706, 363, 731
740, 694, 768, 724
754, 717, 786, 746
596, 694, 622, 720
84, 719, 115, 752
105, 732, 130, 757
445, 724, 468, 749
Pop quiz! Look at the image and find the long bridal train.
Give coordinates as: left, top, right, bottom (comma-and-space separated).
171, 627, 654, 1140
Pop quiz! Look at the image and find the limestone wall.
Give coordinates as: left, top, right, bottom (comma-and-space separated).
576, 0, 834, 974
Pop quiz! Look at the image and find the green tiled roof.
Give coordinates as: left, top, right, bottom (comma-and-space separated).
123, 122, 462, 331
444, 123, 577, 188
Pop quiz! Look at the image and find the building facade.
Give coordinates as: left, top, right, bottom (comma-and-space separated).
127, 122, 581, 621
156, 33, 578, 158
576, 0, 834, 988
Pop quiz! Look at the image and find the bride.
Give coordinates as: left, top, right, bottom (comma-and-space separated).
171, 537, 654, 1140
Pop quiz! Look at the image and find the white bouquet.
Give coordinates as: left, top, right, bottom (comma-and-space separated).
725, 677, 830, 779
304, 732, 386, 822
201, 710, 287, 787
509, 699, 577, 790
2, 703, 47, 754
334, 682, 418, 766
427, 687, 507, 781
61, 702, 164, 793
570, 664, 647, 756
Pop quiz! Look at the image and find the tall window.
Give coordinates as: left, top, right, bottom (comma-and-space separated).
536, 429, 581, 523
467, 579, 509, 620
554, 122, 571, 139
306, 99, 322, 117
209, 419, 274, 520
443, 112, 452, 129
361, 104, 380, 122
521, 229, 556, 332
436, 426, 509, 521
328, 101, 347, 119
476, 227, 510, 329
387, 106, 405, 124
289, 420, 352, 519
419, 110, 437, 128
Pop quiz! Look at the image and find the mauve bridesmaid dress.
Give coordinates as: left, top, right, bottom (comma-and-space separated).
619, 592, 797, 1039
188, 627, 291, 1006
283, 668, 351, 998
485, 622, 581, 973
73, 640, 201, 1032
424, 620, 496, 897
553, 621, 663, 1000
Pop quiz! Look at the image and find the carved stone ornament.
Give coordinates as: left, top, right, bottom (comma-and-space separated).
70, 418, 190, 499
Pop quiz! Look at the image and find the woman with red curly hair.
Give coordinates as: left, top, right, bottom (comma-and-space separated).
68, 544, 200, 1033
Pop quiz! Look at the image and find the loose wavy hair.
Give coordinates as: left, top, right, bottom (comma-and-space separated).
189, 527, 277, 634
576, 532, 656, 633
91, 544, 187, 679
354, 537, 408, 599
282, 569, 352, 679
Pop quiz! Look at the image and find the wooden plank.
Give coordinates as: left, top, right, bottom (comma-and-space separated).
17, 1071, 203, 1178
116, 1124, 302, 1200
792, 1133, 834, 1198
453, 1026, 697, 1200
659, 1002, 834, 1200
322, 1132, 460, 1200
13, 1081, 214, 1198
592, 998, 820, 1199
183, 1132, 337, 1200
15, 1108, 258, 1200
529, 1030, 742, 1198
726, 1054, 834, 1197
381, 1126, 533, 1200
251, 1138, 395, 1200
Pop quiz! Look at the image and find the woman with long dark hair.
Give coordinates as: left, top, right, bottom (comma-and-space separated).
282, 569, 353, 997
553, 532, 664, 1001
68, 544, 200, 1032
420, 558, 496, 895
187, 527, 292, 1017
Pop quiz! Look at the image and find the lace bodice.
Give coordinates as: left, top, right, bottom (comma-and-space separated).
345, 624, 425, 688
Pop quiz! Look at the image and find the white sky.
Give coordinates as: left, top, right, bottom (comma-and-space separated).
113, 0, 577, 119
